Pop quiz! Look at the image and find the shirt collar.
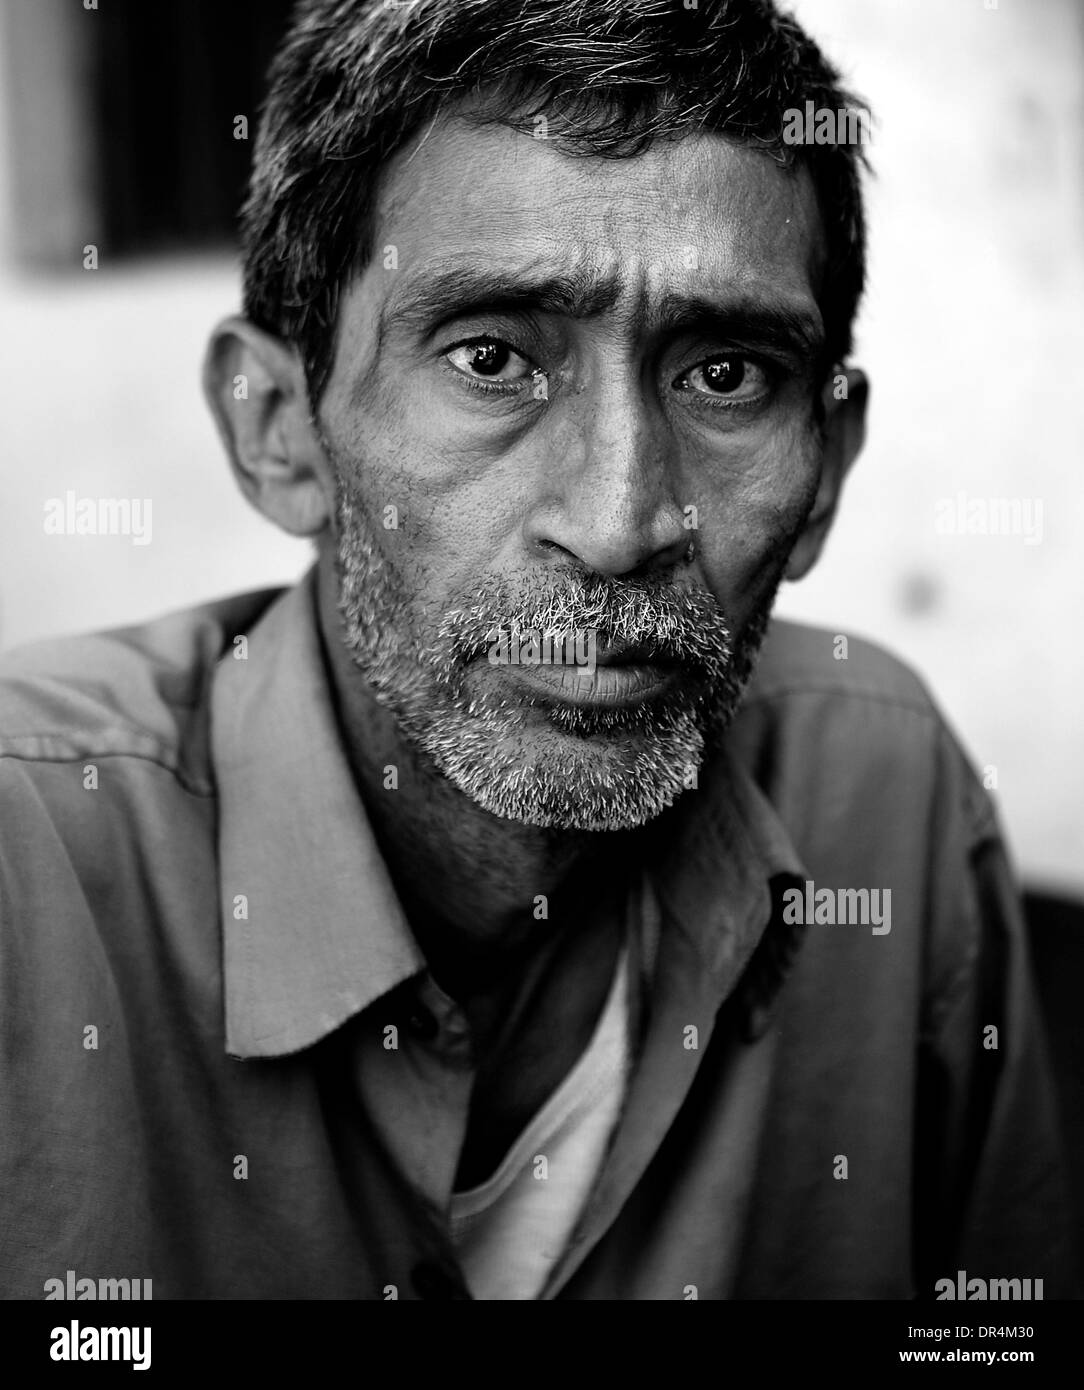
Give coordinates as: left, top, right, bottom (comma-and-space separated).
643, 733, 811, 1036
211, 566, 425, 1058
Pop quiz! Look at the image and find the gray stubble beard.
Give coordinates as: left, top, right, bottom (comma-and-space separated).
333, 483, 780, 833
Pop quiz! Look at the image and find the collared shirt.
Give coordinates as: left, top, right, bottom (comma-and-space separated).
0, 569, 1075, 1299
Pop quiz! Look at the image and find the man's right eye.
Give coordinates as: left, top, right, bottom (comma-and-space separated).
444, 337, 536, 385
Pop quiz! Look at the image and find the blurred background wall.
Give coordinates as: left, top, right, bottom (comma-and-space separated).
0, 0, 1081, 896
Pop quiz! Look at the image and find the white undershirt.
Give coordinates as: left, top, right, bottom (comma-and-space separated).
448, 940, 631, 1300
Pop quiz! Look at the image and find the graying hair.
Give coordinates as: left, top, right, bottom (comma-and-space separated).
242, 0, 870, 403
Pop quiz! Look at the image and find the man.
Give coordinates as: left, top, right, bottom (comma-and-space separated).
0, 0, 1074, 1300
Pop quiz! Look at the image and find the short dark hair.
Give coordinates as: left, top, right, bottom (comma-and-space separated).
241, 0, 870, 405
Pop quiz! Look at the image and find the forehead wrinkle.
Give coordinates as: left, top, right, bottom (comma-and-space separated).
372, 251, 668, 341
374, 248, 823, 365
379, 251, 624, 337
361, 114, 832, 344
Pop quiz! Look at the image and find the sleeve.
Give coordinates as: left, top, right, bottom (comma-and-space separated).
912, 730, 1080, 1299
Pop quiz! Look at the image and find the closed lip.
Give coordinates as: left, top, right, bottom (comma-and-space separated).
499, 657, 682, 708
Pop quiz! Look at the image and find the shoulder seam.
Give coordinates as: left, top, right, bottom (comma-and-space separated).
0, 748, 214, 799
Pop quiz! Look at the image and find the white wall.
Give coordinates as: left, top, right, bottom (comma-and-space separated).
777, 0, 1084, 893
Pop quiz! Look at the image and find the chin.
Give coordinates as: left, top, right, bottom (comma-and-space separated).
421, 712, 706, 834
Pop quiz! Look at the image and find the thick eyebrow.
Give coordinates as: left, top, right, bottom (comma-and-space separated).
378, 260, 824, 363
654, 291, 825, 364
379, 262, 624, 343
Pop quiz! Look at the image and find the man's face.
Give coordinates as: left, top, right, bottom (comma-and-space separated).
316, 114, 829, 832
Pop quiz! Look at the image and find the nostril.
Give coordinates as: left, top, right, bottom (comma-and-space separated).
534, 538, 576, 560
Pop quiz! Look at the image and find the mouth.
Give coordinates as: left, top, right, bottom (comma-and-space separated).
498, 649, 685, 709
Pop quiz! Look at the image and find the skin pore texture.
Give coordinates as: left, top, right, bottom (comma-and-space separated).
204, 110, 867, 1179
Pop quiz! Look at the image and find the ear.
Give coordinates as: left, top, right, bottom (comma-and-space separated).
202, 317, 333, 537
784, 366, 869, 582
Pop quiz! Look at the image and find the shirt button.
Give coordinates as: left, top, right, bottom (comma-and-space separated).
404, 1005, 439, 1040
411, 1262, 469, 1300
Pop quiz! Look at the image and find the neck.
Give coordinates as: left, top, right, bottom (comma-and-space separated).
314, 559, 633, 996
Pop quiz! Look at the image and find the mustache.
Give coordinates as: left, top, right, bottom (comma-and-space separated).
428, 570, 734, 677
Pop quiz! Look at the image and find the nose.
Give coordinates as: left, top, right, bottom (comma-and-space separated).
521, 369, 690, 579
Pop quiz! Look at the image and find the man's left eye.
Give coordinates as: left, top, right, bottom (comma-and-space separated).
674, 355, 771, 402
445, 338, 535, 383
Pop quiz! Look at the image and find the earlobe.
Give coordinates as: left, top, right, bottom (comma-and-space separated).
784, 366, 869, 582
201, 316, 333, 538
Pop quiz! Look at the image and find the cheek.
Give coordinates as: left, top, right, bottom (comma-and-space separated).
333, 433, 514, 622
334, 363, 516, 528
691, 420, 822, 601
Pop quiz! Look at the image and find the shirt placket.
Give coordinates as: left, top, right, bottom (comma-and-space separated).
349, 972, 478, 1296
